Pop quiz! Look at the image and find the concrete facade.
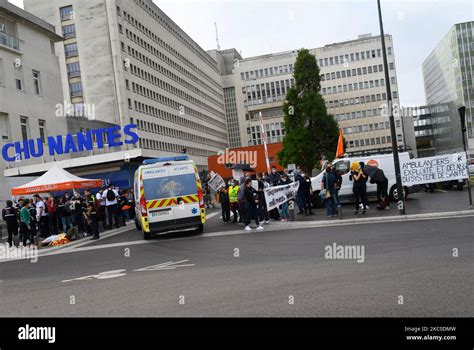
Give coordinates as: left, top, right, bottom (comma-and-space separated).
215, 34, 410, 156
0, 0, 67, 201
24, 0, 229, 171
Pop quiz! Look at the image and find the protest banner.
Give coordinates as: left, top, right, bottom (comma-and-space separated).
401, 152, 468, 186
208, 172, 226, 191
264, 182, 300, 211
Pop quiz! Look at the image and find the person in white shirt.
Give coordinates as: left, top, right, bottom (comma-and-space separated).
103, 184, 120, 229
33, 194, 49, 238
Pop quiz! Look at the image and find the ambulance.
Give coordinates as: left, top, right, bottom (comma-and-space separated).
134, 156, 206, 240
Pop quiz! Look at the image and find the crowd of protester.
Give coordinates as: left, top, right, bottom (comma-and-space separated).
2, 184, 135, 248
212, 161, 390, 230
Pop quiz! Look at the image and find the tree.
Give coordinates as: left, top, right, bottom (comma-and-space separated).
278, 49, 340, 173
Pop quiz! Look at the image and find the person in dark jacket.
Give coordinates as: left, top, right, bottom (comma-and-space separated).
370, 168, 390, 210
268, 166, 281, 187
218, 186, 231, 223
84, 189, 99, 240
257, 178, 269, 224
297, 171, 314, 216
351, 162, 369, 215
2, 200, 18, 247
321, 163, 337, 217
243, 179, 264, 231
331, 166, 343, 209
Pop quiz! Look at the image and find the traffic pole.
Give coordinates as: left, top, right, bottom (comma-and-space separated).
377, 0, 406, 215
458, 106, 473, 208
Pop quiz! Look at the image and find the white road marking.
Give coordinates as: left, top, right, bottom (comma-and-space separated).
62, 269, 127, 283
206, 212, 219, 220
4, 211, 473, 261
134, 260, 195, 272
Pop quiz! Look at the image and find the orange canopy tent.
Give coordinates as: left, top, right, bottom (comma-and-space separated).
11, 164, 103, 196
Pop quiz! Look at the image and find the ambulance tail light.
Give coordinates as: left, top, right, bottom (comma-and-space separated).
140, 193, 147, 217
198, 188, 204, 208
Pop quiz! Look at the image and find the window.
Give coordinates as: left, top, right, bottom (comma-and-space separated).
20, 117, 28, 141
69, 82, 83, 97
62, 24, 76, 39
33, 70, 41, 95
60, 6, 74, 21
64, 43, 78, 57
38, 120, 46, 143
67, 62, 80, 77
15, 79, 22, 90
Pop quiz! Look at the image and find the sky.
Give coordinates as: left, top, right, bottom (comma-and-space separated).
8, 0, 473, 106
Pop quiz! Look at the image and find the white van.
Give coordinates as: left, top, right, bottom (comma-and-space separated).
311, 152, 419, 206
134, 156, 206, 240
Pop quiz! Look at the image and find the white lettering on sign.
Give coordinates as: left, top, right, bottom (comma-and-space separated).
265, 182, 300, 211
401, 152, 468, 186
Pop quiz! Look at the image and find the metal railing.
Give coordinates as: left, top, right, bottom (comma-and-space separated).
0, 31, 20, 51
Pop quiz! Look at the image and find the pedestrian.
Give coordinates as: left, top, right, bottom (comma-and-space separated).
95, 187, 107, 231
58, 196, 73, 233
278, 174, 291, 221
33, 194, 49, 238
321, 163, 337, 218
19, 199, 32, 247
256, 176, 270, 224
127, 188, 136, 220
2, 200, 18, 248
71, 191, 85, 234
351, 162, 368, 215
370, 167, 390, 210
104, 184, 120, 229
243, 179, 264, 231
218, 186, 230, 223
46, 194, 59, 236
84, 189, 99, 240
28, 199, 37, 242
331, 166, 343, 211
228, 180, 240, 223
269, 166, 281, 186
118, 190, 130, 224
237, 179, 246, 224
297, 171, 314, 216
204, 184, 215, 209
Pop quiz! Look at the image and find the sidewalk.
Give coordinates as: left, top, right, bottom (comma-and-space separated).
0, 222, 134, 253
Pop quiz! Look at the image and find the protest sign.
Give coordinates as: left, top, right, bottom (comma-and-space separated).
208, 172, 226, 191
264, 182, 300, 211
401, 152, 468, 186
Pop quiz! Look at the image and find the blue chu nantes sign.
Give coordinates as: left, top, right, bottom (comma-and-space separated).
2, 124, 139, 162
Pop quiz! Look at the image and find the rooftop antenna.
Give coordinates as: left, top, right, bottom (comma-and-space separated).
215, 22, 221, 51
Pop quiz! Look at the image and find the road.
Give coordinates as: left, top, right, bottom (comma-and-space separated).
0, 215, 472, 317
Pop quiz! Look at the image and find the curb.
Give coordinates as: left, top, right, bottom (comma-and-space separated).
269, 209, 474, 230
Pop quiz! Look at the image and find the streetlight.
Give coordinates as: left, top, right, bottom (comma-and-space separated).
377, 0, 405, 215
458, 106, 473, 208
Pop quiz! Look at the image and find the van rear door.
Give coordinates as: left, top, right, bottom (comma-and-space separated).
168, 163, 200, 222
142, 166, 176, 225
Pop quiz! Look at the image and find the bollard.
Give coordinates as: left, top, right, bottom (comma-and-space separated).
338, 205, 343, 220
